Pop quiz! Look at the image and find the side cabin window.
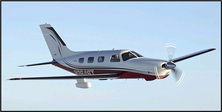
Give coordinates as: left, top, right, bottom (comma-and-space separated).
88, 57, 94, 63
98, 56, 105, 62
122, 52, 136, 61
110, 54, 120, 62
79, 58, 84, 63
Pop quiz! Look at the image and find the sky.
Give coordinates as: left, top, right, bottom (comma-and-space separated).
1, 1, 221, 111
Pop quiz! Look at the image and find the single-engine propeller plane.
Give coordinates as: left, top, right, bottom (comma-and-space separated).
9, 23, 216, 88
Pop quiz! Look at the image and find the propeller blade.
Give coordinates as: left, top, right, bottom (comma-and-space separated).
166, 43, 176, 60
172, 67, 185, 86
154, 66, 160, 79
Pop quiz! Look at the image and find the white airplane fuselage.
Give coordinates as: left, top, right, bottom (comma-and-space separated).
54, 49, 171, 81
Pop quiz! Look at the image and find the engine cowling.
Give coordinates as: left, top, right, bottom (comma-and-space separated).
162, 62, 176, 69
75, 82, 91, 88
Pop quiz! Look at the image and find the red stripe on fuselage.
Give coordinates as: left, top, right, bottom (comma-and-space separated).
52, 62, 168, 81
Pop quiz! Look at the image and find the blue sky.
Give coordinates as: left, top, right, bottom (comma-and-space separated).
2, 1, 221, 110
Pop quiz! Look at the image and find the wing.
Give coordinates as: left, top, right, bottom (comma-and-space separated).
170, 48, 216, 63
9, 73, 119, 80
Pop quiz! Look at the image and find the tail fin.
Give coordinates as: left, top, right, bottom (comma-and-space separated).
40, 23, 75, 60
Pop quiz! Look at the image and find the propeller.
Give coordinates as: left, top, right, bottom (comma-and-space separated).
164, 43, 184, 86
172, 67, 184, 86
166, 43, 176, 60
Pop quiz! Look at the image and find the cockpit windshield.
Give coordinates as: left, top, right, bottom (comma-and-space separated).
131, 51, 143, 57
121, 51, 143, 61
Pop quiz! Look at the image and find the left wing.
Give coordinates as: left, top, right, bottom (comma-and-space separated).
9, 73, 119, 80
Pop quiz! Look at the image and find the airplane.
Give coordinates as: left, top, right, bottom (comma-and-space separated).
9, 23, 216, 89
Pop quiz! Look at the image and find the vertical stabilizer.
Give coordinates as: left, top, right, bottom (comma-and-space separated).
39, 24, 75, 60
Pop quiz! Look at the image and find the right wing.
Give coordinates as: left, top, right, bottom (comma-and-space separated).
9, 73, 119, 80
170, 48, 216, 63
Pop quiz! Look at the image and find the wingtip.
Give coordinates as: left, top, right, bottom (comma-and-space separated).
9, 78, 23, 80
18, 65, 27, 67
210, 48, 216, 51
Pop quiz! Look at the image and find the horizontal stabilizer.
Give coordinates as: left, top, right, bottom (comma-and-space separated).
9, 73, 119, 80
18, 61, 57, 67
